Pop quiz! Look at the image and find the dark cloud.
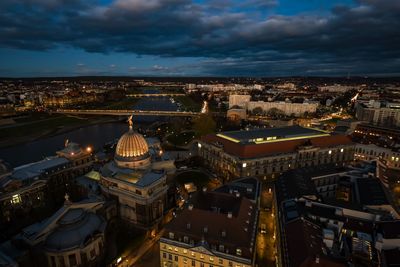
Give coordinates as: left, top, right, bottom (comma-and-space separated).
0, 0, 399, 76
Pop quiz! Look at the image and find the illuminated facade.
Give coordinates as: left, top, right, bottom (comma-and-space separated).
100, 119, 175, 228
199, 125, 355, 181
160, 188, 258, 267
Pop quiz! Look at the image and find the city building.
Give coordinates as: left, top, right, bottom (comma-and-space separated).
356, 101, 400, 128
100, 118, 175, 229
198, 125, 354, 181
228, 95, 318, 117
0, 198, 110, 267
274, 161, 400, 267
160, 178, 260, 267
0, 142, 94, 228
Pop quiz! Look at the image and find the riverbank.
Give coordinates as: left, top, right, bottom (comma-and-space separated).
0, 115, 121, 149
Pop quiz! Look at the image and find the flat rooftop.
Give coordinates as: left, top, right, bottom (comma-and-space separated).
217, 125, 329, 144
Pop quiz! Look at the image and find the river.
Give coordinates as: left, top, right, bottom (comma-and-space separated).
0, 95, 178, 167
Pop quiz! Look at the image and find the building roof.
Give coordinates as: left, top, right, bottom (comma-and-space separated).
45, 208, 105, 251
376, 221, 400, 239
164, 190, 257, 260
115, 126, 149, 160
356, 178, 389, 206
101, 161, 165, 188
215, 125, 328, 144
202, 129, 352, 159
214, 177, 260, 202
11, 157, 69, 181
381, 248, 400, 267
283, 218, 325, 267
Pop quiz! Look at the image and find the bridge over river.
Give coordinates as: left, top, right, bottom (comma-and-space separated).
54, 109, 201, 117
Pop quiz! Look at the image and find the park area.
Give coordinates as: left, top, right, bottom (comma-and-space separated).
166, 131, 195, 146
174, 170, 211, 188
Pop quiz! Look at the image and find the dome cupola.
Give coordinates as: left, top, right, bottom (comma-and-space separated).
114, 116, 150, 169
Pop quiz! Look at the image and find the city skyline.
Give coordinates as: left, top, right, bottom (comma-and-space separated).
1, 0, 400, 77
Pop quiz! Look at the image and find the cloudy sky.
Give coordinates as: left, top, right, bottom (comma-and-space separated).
0, 0, 399, 77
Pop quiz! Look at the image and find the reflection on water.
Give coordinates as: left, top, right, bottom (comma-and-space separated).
0, 96, 178, 167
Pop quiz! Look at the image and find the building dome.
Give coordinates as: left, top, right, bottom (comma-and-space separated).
114, 117, 151, 169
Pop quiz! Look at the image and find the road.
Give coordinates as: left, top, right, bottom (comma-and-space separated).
256, 186, 277, 267
116, 230, 164, 267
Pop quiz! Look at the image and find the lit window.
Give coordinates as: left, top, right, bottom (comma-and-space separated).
11, 194, 21, 204
198, 143, 202, 148
328, 150, 332, 155
236, 249, 242, 256
183, 249, 187, 254
200, 254, 204, 259
340, 148, 344, 153
242, 163, 247, 168
191, 252, 195, 256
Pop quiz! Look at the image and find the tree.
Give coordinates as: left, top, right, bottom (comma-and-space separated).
252, 107, 264, 116
193, 114, 216, 137
266, 107, 285, 118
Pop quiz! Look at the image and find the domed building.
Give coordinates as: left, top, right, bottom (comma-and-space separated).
15, 198, 107, 267
100, 117, 175, 228
114, 124, 151, 169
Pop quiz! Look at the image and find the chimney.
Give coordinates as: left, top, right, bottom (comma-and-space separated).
227, 212, 232, 218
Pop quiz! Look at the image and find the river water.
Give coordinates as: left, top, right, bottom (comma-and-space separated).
0, 95, 178, 167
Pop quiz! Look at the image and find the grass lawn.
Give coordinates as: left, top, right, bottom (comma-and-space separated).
175, 96, 202, 111
104, 97, 140, 109
175, 170, 210, 188
0, 115, 86, 139
167, 131, 195, 146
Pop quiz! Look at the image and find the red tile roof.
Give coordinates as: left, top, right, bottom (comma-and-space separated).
164, 191, 257, 260
202, 134, 353, 159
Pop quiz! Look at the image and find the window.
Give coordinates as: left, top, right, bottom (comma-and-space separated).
174, 256, 178, 261
236, 248, 242, 256
163, 252, 166, 258
219, 259, 223, 264
50, 256, 56, 267
192, 260, 195, 266
90, 249, 96, 259
219, 245, 224, 251
183, 249, 187, 254
169, 232, 174, 239
184, 236, 189, 243
58, 256, 65, 267
169, 254, 172, 260
11, 194, 21, 204
68, 254, 77, 267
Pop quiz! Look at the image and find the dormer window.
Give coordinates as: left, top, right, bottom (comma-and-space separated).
183, 236, 189, 243
169, 232, 174, 239
221, 230, 226, 237
236, 249, 242, 256
204, 227, 208, 233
